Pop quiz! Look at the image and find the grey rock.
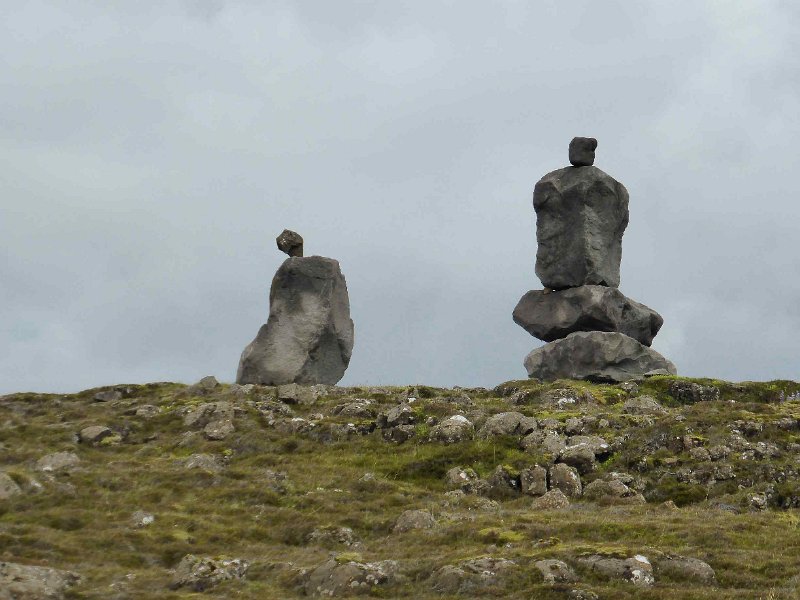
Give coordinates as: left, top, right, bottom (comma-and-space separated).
0, 472, 22, 500
135, 404, 161, 418
204, 419, 235, 441
521, 430, 566, 456
237, 256, 354, 386
331, 400, 375, 419
514, 286, 663, 346
186, 375, 220, 396
668, 380, 720, 403
577, 554, 654, 586
393, 509, 436, 533
533, 165, 628, 289
535, 559, 577, 584
520, 465, 548, 496
644, 368, 673, 377
378, 404, 416, 428
569, 136, 597, 167
78, 425, 117, 445
566, 435, 611, 458
276, 383, 317, 405
305, 558, 398, 597
484, 465, 521, 497
276, 229, 303, 257
0, 561, 80, 599
36, 452, 80, 473
583, 478, 645, 505
170, 554, 248, 592
130, 510, 155, 528
549, 463, 582, 497
307, 526, 358, 547
184, 401, 234, 429
530, 488, 570, 509
429, 415, 474, 444
524, 331, 677, 383
183, 453, 223, 472
477, 411, 537, 438
382, 424, 415, 444
654, 555, 716, 584
93, 389, 122, 402
623, 395, 668, 415
445, 466, 479, 489
558, 444, 597, 474
431, 558, 516, 595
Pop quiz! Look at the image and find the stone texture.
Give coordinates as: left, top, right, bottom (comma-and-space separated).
513, 286, 662, 346
237, 256, 354, 386
78, 425, 117, 445
393, 509, 436, 533
535, 559, 578, 584
305, 558, 398, 597
431, 558, 516, 595
477, 411, 537, 438
0, 561, 80, 599
428, 415, 473, 444
524, 331, 676, 383
170, 554, 248, 592
654, 555, 716, 584
520, 465, 548, 496
276, 229, 303, 257
577, 554, 654, 586
36, 452, 80, 473
569, 136, 597, 167
0, 472, 22, 500
530, 489, 570, 509
533, 165, 629, 289
549, 463, 582, 497
623, 395, 668, 415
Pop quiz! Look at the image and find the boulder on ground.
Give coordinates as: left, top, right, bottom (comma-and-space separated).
520, 465, 548, 496
513, 286, 662, 346
307, 526, 358, 547
654, 555, 716, 584
36, 452, 80, 473
558, 445, 597, 474
577, 554, 654, 586
535, 559, 578, 584
0, 472, 22, 500
531, 489, 570, 510
524, 331, 677, 383
185, 375, 220, 396
583, 478, 645, 505
477, 412, 537, 438
0, 561, 80, 599
304, 558, 398, 597
170, 554, 248, 592
184, 401, 234, 429
237, 256, 354, 386
93, 389, 122, 402
623, 395, 668, 415
533, 165, 628, 289
429, 415, 473, 444
393, 509, 436, 533
445, 466, 479, 489
549, 463, 582, 497
78, 425, 118, 446
430, 558, 516, 595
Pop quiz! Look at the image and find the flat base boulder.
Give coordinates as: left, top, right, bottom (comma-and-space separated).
513, 286, 662, 346
0, 562, 80, 599
524, 332, 676, 383
237, 256, 354, 386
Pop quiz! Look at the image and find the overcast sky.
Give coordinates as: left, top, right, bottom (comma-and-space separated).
2, 1, 799, 394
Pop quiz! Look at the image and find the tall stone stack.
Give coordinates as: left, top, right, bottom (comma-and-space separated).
513, 138, 676, 382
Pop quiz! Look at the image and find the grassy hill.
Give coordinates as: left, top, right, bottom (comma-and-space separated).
1, 375, 799, 599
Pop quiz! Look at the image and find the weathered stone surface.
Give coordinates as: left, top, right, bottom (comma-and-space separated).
307, 526, 358, 547
477, 412, 537, 438
237, 256, 354, 386
445, 466, 478, 489
170, 554, 248, 592
429, 415, 473, 444
520, 465, 548, 496
623, 395, 668, 415
530, 489, 570, 509
393, 509, 436, 533
0, 472, 22, 500
36, 452, 80, 473
276, 229, 303, 257
513, 286, 663, 346
533, 165, 629, 289
535, 559, 578, 584
79, 425, 117, 446
524, 332, 676, 383
654, 555, 716, 584
569, 136, 597, 167
305, 558, 398, 597
93, 389, 122, 402
0, 561, 80, 599
431, 558, 516, 595
577, 554, 654, 586
549, 463, 582, 497
583, 478, 646, 505
558, 444, 597, 474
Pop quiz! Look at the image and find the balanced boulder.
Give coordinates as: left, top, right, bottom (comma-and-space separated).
533, 166, 628, 289
237, 253, 354, 386
513, 285, 662, 346
524, 332, 676, 383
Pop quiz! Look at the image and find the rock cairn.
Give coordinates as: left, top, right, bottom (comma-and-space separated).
514, 138, 676, 382
236, 230, 354, 385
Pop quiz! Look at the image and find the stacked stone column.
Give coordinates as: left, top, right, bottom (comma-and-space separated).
513, 138, 676, 382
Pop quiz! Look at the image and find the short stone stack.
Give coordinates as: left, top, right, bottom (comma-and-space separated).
514, 138, 676, 382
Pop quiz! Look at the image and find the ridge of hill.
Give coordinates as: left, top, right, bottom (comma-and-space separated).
1, 376, 800, 599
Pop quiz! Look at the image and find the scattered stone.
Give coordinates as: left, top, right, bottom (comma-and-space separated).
304, 558, 398, 597
549, 463, 582, 497
382, 424, 416, 444
378, 404, 416, 428
619, 381, 639, 395
533, 163, 628, 289
520, 465, 548, 496
130, 510, 155, 528
0, 472, 22, 500
185, 375, 220, 396
0, 561, 81, 599
567, 435, 611, 458
484, 465, 521, 497
530, 489, 570, 510
668, 381, 720, 404
276, 229, 303, 257
276, 383, 317, 405
568, 589, 600, 600
521, 430, 567, 456
534, 559, 577, 584
445, 466, 479, 489
430, 558, 516, 594
170, 554, 248, 592
78, 425, 118, 446
583, 478, 645, 505
654, 555, 716, 584
184, 401, 234, 429
307, 526, 359, 547
135, 404, 160, 418
204, 419, 235, 441
237, 256, 354, 386
514, 286, 663, 346
477, 412, 537, 438
273, 417, 314, 435
429, 415, 474, 444
568, 136, 597, 167
35, 452, 80, 473
623, 395, 668, 415
331, 400, 375, 419
524, 331, 676, 383
558, 444, 597, 474
183, 453, 224, 472
689, 446, 711, 461
578, 554, 654, 586
393, 509, 436, 533
93, 389, 122, 402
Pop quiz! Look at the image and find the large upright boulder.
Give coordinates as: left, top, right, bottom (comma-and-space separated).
237, 256, 354, 386
513, 285, 663, 346
524, 331, 676, 383
533, 166, 629, 289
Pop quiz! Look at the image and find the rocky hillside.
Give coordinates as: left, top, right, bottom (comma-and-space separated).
2, 375, 800, 599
